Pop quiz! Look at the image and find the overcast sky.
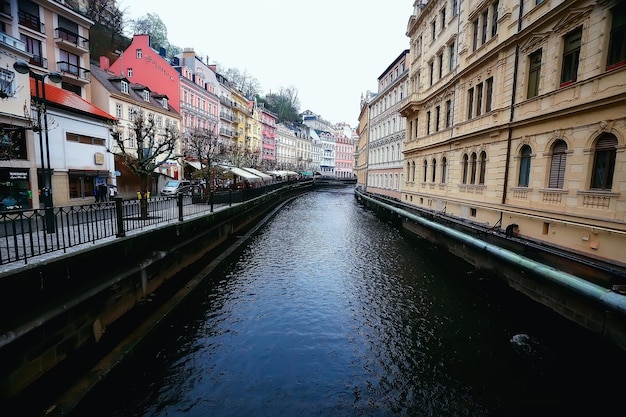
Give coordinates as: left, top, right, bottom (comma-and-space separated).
122, 0, 413, 127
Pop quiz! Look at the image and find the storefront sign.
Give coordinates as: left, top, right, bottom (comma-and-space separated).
94, 152, 105, 165
9, 171, 28, 180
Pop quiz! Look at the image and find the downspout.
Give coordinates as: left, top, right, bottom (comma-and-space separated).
358, 191, 626, 315
502, 1, 525, 205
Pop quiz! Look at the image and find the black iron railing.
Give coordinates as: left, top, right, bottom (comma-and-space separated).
0, 180, 312, 267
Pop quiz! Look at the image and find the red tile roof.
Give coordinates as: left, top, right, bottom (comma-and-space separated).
30, 78, 116, 121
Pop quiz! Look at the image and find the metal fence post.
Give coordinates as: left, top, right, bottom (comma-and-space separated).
178, 193, 184, 221
114, 197, 125, 237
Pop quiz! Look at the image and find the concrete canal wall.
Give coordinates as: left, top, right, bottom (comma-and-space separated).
356, 190, 626, 351
0, 184, 310, 401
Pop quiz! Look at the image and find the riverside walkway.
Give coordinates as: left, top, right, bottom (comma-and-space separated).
0, 195, 232, 274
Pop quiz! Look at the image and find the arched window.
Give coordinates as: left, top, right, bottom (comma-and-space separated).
591, 134, 618, 190
462, 154, 469, 184
470, 152, 478, 184
478, 151, 487, 184
441, 157, 448, 184
406, 161, 411, 179
518, 145, 532, 187
431, 158, 437, 182
423, 159, 428, 182
549, 140, 568, 188
411, 161, 416, 182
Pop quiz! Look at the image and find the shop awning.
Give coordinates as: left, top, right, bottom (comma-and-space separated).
185, 160, 203, 170
230, 167, 261, 181
242, 167, 272, 181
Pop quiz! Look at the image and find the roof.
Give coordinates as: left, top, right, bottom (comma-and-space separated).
90, 64, 178, 115
31, 78, 116, 121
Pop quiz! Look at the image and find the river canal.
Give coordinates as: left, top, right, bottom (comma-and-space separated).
71, 187, 624, 416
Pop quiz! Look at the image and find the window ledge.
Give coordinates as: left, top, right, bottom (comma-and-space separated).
577, 190, 619, 197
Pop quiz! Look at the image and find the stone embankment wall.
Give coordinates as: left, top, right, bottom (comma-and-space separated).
0, 184, 309, 401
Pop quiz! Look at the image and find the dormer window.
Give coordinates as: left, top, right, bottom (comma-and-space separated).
121, 80, 129, 94
143, 90, 150, 101
161, 98, 168, 108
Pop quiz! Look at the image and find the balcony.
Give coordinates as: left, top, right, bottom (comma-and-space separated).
577, 190, 619, 211
0, 32, 26, 53
29, 55, 47, 69
56, 61, 91, 83
18, 10, 44, 33
55, 28, 89, 54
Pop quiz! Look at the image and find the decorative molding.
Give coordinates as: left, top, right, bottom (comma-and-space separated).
552, 6, 594, 35
520, 32, 550, 54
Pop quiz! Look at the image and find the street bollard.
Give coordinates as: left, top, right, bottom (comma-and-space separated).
114, 197, 125, 237
178, 193, 184, 221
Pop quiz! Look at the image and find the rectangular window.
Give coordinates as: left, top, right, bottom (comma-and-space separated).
491, 1, 499, 37
607, 2, 626, 70
481, 11, 489, 45
59, 50, 80, 76
66, 133, 105, 146
121, 80, 128, 94
128, 107, 135, 121
115, 103, 122, 118
476, 83, 484, 116
0, 68, 14, 97
432, 20, 436, 40
136, 49, 142, 59
435, 106, 441, 131
468, 87, 474, 119
528, 49, 542, 98
445, 100, 452, 128
426, 111, 431, 135
472, 19, 479, 51
485, 77, 493, 112
441, 9, 446, 29
429, 61, 434, 86
127, 68, 133, 78
438, 54, 443, 79
449, 42, 455, 71
143, 90, 150, 101
452, 0, 458, 16
560, 27, 582, 86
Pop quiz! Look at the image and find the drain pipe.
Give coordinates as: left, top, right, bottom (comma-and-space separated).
359, 191, 626, 315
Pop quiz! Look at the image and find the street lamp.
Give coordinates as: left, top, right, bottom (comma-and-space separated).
13, 60, 62, 233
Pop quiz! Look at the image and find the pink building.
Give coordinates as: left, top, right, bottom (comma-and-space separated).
108, 35, 181, 112
260, 107, 277, 167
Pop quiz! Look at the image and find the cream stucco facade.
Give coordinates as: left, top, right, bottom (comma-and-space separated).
399, 0, 626, 267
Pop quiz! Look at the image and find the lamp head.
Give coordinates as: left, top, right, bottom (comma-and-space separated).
47, 72, 63, 84
13, 60, 31, 75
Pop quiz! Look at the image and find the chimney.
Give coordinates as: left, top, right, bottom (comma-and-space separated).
100, 56, 110, 71
209, 64, 217, 72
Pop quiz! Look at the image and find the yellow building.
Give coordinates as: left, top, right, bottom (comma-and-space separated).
400, 0, 626, 270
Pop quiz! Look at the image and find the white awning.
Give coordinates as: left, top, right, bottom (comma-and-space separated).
230, 167, 261, 181
184, 160, 203, 170
242, 167, 272, 180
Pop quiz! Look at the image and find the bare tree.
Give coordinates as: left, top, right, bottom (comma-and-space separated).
226, 143, 258, 168
222, 68, 261, 99
111, 111, 180, 218
183, 128, 223, 201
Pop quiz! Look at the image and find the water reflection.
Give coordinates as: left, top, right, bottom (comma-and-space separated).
73, 188, 625, 417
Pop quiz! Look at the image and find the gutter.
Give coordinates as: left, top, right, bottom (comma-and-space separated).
358, 191, 626, 316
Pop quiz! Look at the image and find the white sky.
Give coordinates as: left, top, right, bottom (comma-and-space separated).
122, 0, 413, 127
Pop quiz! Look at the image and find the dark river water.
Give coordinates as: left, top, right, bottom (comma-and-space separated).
72, 188, 625, 417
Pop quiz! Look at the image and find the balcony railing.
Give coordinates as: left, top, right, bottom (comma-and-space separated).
0, 32, 26, 52
18, 10, 44, 33
29, 55, 47, 69
55, 27, 89, 52
57, 61, 91, 82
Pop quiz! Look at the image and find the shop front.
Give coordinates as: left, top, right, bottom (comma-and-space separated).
0, 168, 32, 211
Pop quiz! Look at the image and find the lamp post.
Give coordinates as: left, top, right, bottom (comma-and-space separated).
14, 60, 62, 233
